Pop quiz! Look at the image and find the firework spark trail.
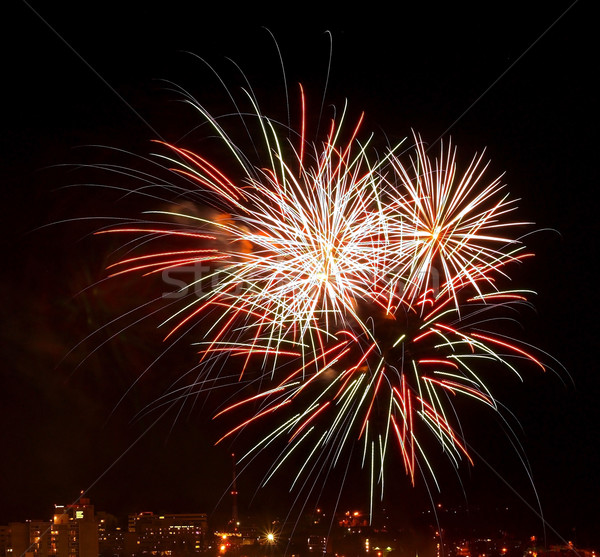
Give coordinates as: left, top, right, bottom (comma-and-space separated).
104, 107, 406, 364
99, 83, 549, 513
212, 289, 544, 494
386, 133, 531, 308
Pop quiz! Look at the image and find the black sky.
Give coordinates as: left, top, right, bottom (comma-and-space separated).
1, 0, 597, 547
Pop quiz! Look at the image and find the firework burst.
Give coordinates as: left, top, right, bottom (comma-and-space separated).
97, 79, 548, 516
386, 134, 530, 307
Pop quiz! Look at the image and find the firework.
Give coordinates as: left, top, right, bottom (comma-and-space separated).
98, 82, 547, 514
386, 134, 531, 307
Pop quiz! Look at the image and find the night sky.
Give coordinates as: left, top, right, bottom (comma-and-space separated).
2, 0, 597, 549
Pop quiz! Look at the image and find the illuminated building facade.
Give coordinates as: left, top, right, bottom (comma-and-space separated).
51, 498, 99, 557
0, 520, 52, 557
126, 511, 208, 556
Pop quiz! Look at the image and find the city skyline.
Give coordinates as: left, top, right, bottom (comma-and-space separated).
4, 494, 594, 557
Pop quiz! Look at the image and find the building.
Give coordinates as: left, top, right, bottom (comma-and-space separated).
0, 526, 8, 557
51, 497, 99, 557
0, 520, 52, 557
127, 511, 208, 556
97, 512, 125, 557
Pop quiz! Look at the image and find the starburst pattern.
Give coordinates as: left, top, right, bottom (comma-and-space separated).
98, 84, 547, 514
